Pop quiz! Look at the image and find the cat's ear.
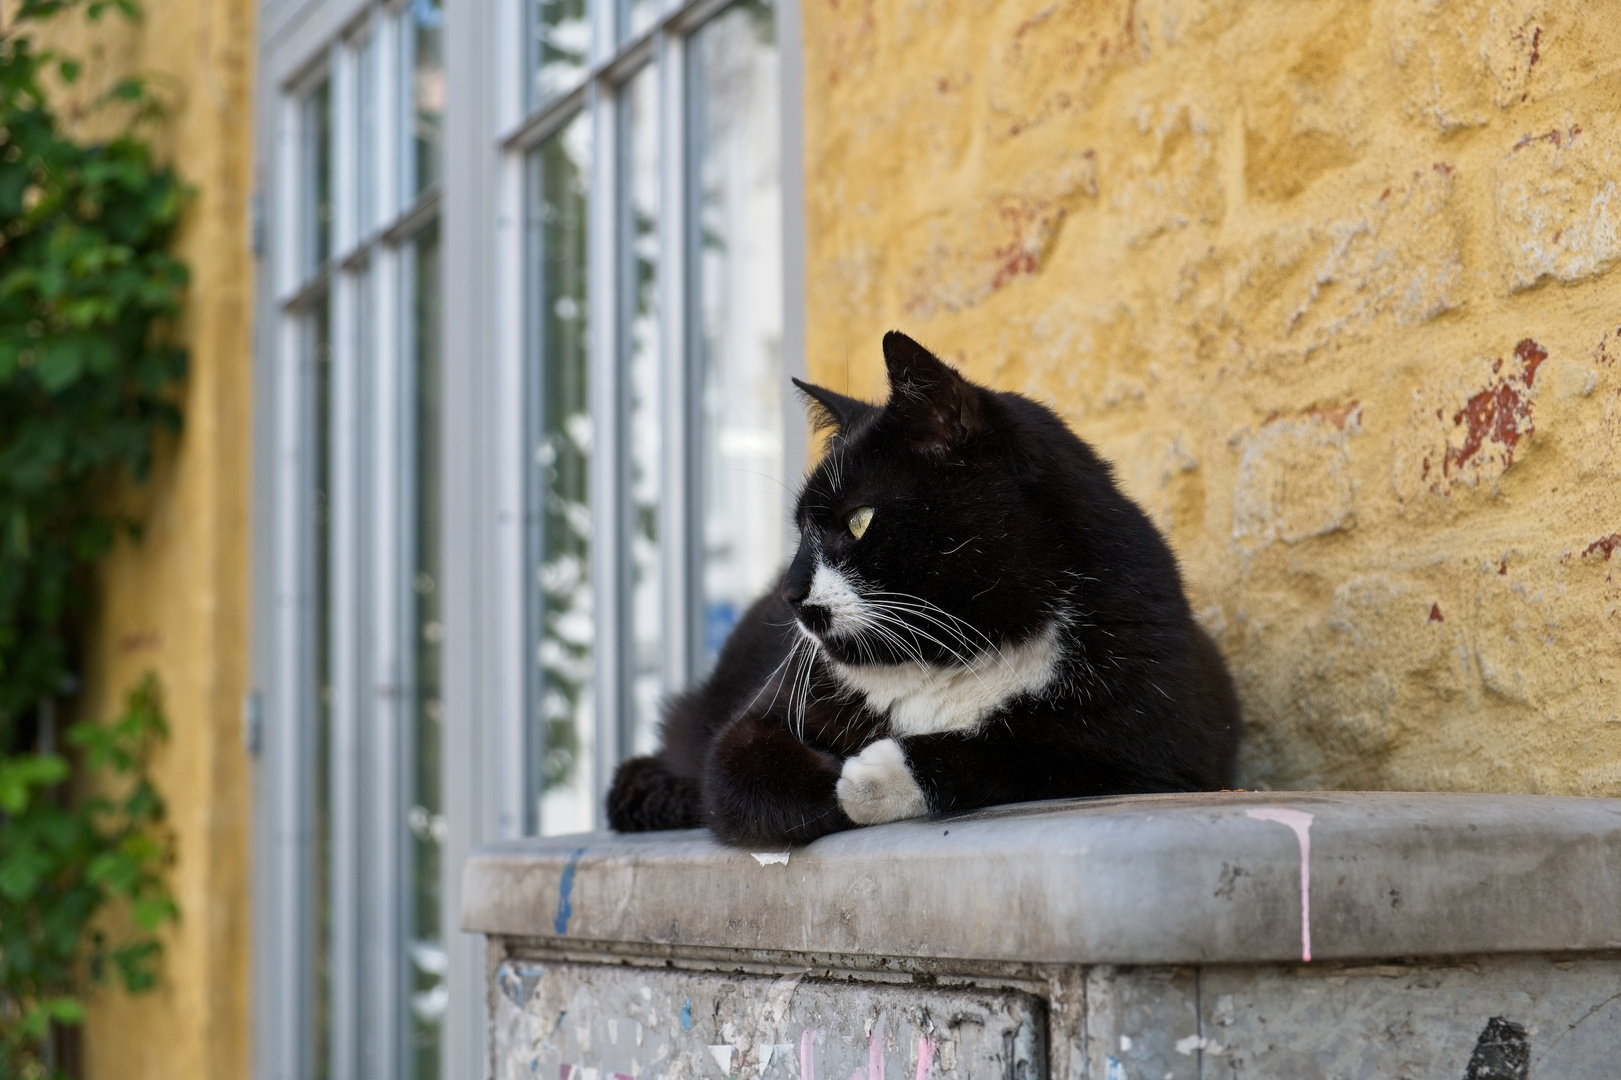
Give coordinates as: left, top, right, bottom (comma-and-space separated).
793, 378, 875, 434
882, 331, 983, 454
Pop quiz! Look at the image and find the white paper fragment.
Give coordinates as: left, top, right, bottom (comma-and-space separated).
752, 852, 790, 866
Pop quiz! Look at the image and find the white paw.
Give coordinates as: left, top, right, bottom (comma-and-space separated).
836, 738, 928, 825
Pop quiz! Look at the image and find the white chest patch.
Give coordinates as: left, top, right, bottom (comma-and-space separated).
831, 622, 1062, 736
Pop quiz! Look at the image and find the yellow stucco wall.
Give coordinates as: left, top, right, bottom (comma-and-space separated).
801, 0, 1621, 794
31, 0, 257, 1075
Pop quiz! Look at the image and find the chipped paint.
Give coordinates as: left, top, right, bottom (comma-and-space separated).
753, 852, 791, 867
555, 847, 588, 936
800, 1028, 818, 1080
1583, 534, 1620, 559
1244, 808, 1315, 962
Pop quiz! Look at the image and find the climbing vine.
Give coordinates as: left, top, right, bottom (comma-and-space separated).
1, 0, 187, 1073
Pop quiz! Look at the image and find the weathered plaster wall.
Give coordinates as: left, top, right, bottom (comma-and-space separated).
32, 1, 257, 1076
800, 0, 1621, 793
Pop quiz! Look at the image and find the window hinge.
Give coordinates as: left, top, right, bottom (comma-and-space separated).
242, 689, 264, 757
250, 191, 266, 258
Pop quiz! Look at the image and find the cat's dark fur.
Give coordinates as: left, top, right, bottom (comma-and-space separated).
607, 331, 1241, 846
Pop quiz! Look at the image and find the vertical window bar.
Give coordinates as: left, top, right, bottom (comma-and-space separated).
362, 20, 404, 1073
327, 41, 361, 1080
362, 233, 403, 1080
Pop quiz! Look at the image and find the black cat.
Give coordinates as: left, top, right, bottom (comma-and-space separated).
607, 331, 1241, 847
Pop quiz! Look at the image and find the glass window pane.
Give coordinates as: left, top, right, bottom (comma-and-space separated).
528, 112, 594, 835
691, 1, 786, 670
303, 79, 333, 276
409, 0, 444, 199
356, 30, 380, 236
623, 0, 657, 43
623, 66, 660, 756
308, 290, 334, 1080
530, 0, 589, 107
406, 225, 446, 1078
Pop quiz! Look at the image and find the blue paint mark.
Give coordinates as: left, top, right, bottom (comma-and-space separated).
554, 846, 587, 935
1105, 1057, 1125, 1080
681, 998, 692, 1030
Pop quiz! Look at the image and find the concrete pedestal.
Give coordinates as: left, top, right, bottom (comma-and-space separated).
462, 792, 1621, 1079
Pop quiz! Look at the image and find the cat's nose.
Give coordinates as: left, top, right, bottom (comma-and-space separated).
782, 576, 811, 607
795, 603, 832, 634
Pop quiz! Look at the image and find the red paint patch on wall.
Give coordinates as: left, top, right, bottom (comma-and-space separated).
1515, 338, 1548, 385
1513, 125, 1582, 152
1429, 603, 1445, 623
988, 199, 1065, 292
1585, 534, 1621, 559
1307, 400, 1361, 431
1441, 338, 1545, 479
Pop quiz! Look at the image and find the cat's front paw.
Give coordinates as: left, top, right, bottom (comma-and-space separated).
836, 738, 928, 825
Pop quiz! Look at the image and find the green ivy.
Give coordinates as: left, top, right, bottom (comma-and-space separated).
1, 0, 187, 1073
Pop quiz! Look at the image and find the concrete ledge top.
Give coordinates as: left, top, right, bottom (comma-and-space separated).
460, 791, 1621, 966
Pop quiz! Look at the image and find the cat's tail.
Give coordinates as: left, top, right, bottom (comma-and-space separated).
606, 755, 704, 832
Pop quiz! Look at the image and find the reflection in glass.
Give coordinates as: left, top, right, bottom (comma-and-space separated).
530, 0, 589, 106
303, 79, 333, 275
406, 225, 446, 1080
691, 1, 786, 670
308, 291, 333, 1080
529, 113, 594, 834
410, 0, 444, 199
622, 67, 660, 756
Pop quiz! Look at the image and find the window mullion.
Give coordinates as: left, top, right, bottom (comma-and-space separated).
588, 80, 624, 814
655, 30, 692, 692
327, 265, 362, 1080
358, 12, 404, 1076
326, 39, 362, 1080
361, 238, 404, 1080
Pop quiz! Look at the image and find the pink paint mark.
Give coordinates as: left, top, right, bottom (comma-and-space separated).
1245, 807, 1316, 962
868, 1021, 885, 1080
560, 1066, 574, 1080
801, 1030, 819, 1080
913, 1039, 935, 1080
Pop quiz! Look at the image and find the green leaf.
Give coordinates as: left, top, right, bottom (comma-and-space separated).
0, 752, 69, 812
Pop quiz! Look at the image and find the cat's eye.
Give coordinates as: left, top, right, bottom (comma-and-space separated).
848, 506, 874, 539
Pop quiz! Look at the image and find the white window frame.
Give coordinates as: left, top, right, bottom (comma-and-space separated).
252, 0, 805, 1075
